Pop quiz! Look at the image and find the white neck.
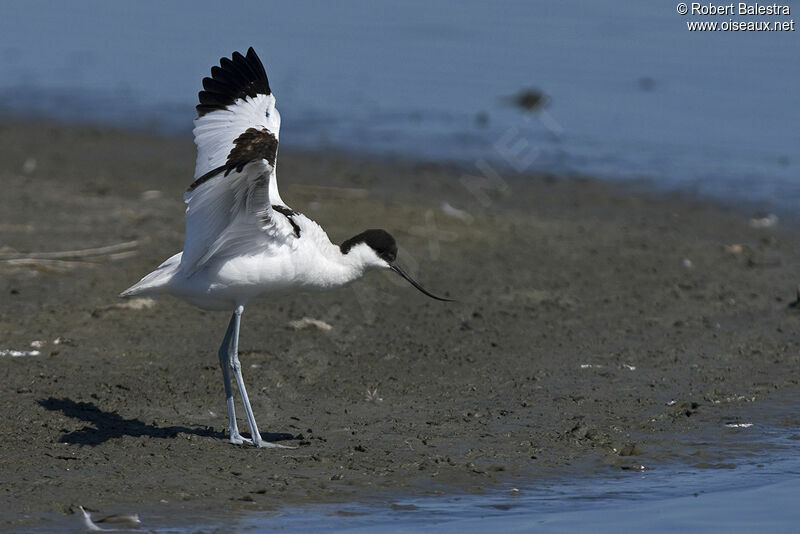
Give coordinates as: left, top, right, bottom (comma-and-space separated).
319, 250, 369, 288
295, 223, 382, 290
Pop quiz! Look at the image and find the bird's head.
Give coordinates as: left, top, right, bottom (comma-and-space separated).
339, 229, 452, 301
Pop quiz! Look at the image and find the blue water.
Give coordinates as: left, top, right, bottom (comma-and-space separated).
229, 421, 800, 533
250, 461, 800, 533
1, 1, 798, 206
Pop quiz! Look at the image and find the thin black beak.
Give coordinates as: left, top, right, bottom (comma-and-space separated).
390, 264, 454, 302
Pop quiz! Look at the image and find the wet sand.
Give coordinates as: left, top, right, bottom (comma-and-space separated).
1, 121, 798, 529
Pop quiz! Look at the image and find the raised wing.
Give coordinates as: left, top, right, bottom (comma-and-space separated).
192, 48, 280, 185
181, 48, 292, 274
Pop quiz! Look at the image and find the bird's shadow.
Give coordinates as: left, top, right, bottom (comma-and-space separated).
38, 397, 227, 446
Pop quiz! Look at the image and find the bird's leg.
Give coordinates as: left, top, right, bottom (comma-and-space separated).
229, 305, 291, 448
218, 311, 251, 445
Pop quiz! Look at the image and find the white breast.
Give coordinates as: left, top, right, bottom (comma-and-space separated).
168, 214, 362, 309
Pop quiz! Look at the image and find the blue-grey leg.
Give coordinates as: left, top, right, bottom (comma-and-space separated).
218, 311, 250, 444
229, 305, 292, 449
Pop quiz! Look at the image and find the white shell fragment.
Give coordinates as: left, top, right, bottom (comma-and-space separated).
441, 201, 474, 223
0, 349, 41, 357
287, 317, 333, 331
79, 506, 142, 531
365, 388, 383, 403
749, 213, 778, 228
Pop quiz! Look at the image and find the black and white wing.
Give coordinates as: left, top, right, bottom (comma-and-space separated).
181, 48, 293, 273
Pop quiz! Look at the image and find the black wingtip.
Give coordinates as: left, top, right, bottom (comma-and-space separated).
196, 48, 271, 118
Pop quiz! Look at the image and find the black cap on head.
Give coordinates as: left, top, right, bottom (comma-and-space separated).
340, 229, 397, 263
341, 228, 453, 301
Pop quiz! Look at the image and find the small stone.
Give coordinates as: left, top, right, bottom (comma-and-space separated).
22, 158, 37, 174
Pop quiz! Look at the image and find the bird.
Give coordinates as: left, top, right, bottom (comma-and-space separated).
121, 48, 451, 448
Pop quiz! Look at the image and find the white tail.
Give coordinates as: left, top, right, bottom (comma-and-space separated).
120, 252, 182, 297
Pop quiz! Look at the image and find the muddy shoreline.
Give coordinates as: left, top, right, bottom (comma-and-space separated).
1, 121, 798, 529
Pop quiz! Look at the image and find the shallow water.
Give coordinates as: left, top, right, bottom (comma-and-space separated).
245, 467, 800, 533
2, 1, 798, 207
221, 423, 800, 533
